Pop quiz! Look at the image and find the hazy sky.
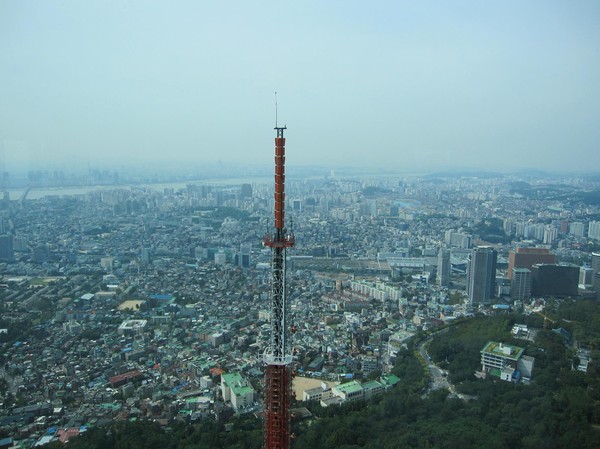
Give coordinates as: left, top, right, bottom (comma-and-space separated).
1, 1, 599, 174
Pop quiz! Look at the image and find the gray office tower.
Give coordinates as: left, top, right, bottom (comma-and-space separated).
591, 253, 600, 300
239, 244, 251, 269
0, 234, 14, 262
531, 264, 579, 297
437, 248, 451, 287
511, 268, 531, 300
467, 246, 498, 305
240, 183, 253, 199
592, 253, 600, 275
594, 273, 600, 300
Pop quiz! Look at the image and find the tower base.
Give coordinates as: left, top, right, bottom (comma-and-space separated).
263, 364, 291, 449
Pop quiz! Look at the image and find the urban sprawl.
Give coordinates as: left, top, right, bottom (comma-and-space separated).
1, 172, 600, 447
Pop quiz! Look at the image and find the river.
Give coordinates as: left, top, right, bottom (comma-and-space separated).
6, 177, 274, 201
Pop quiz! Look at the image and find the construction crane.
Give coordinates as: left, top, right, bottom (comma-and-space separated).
262, 122, 295, 449
535, 311, 556, 329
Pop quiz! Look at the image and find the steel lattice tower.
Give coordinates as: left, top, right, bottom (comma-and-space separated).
263, 125, 294, 449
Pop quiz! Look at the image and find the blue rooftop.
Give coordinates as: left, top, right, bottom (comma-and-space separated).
150, 294, 175, 301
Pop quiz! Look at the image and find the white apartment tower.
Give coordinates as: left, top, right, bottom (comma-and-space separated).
589, 221, 600, 241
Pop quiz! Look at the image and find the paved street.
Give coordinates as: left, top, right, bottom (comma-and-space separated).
418, 336, 454, 395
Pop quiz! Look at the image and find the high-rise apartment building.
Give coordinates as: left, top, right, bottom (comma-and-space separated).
214, 251, 227, 265
467, 246, 498, 305
569, 222, 585, 238
543, 226, 558, 245
588, 221, 600, 241
444, 230, 472, 249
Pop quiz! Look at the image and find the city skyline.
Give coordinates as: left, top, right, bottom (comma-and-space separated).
1, 1, 599, 174
1, 163, 600, 445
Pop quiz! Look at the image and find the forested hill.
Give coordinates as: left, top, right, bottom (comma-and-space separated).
46, 301, 600, 449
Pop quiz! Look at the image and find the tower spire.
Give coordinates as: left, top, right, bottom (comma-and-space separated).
263, 121, 294, 449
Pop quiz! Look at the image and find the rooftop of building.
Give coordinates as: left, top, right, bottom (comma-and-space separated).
221, 372, 243, 383
380, 374, 401, 387
304, 386, 325, 395
118, 319, 148, 329
481, 341, 524, 360
231, 383, 254, 397
361, 380, 383, 390
515, 247, 552, 254
335, 380, 363, 395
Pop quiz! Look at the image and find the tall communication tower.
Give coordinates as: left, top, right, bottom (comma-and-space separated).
262, 122, 295, 449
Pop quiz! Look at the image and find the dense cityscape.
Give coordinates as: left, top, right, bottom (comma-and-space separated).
1, 168, 600, 447
2, 1, 599, 447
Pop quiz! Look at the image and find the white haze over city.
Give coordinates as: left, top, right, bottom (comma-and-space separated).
1, 0, 599, 174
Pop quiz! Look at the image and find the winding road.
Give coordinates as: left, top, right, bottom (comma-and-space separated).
418, 339, 454, 395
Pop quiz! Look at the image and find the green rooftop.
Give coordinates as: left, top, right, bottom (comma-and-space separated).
362, 380, 383, 390
481, 341, 524, 361
222, 372, 243, 386
231, 384, 254, 397
380, 374, 401, 387
222, 372, 253, 397
335, 380, 363, 395
100, 403, 121, 411
186, 397, 209, 405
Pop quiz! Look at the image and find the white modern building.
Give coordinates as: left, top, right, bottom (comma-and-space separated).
569, 222, 585, 238
221, 372, 255, 411
481, 341, 534, 382
588, 221, 600, 241
117, 319, 148, 336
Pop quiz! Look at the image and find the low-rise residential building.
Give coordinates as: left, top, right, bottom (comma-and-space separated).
576, 349, 592, 373
361, 357, 379, 375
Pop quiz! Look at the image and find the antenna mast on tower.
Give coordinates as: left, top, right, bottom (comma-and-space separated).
262, 99, 294, 449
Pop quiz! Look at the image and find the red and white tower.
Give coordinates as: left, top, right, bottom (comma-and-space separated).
262, 124, 295, 449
